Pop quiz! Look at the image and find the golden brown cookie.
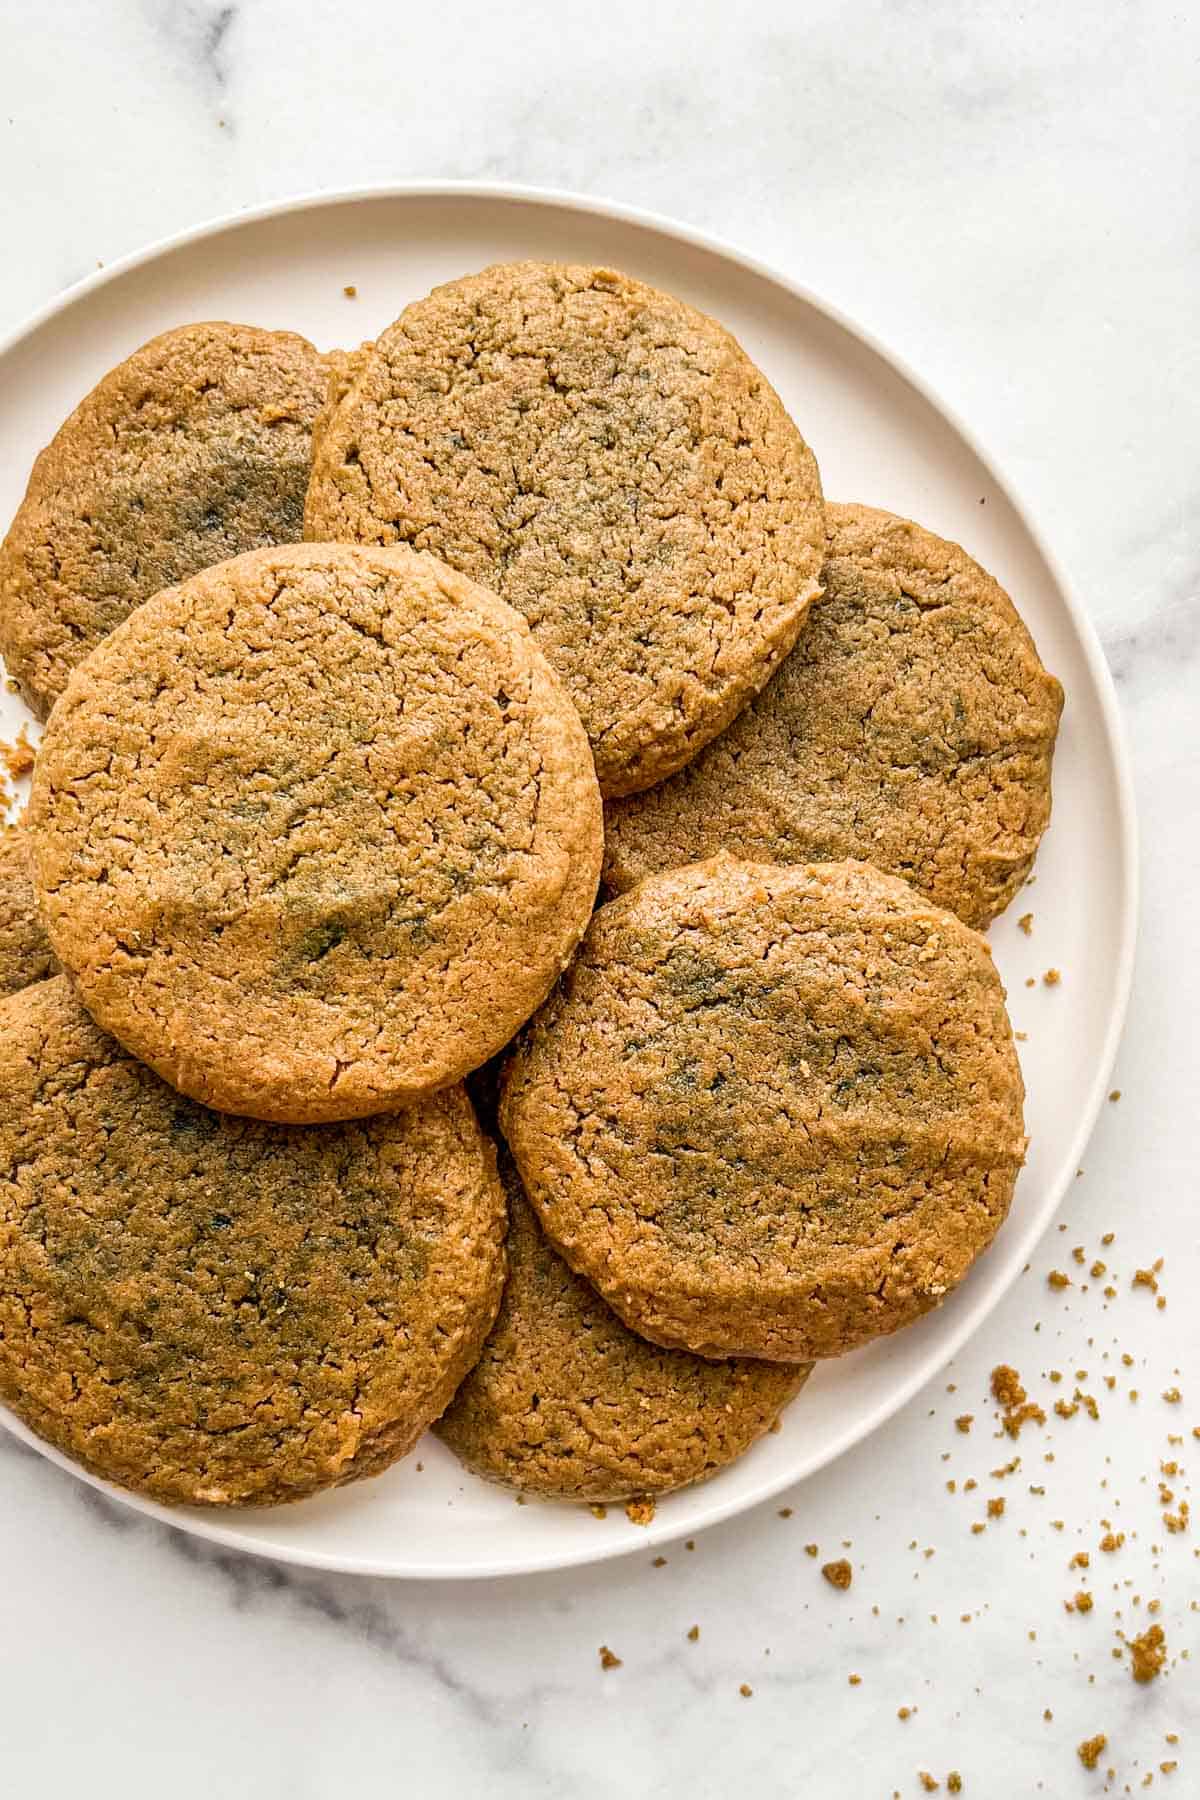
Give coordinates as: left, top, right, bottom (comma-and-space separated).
501, 857, 1026, 1362
604, 504, 1064, 928
29, 543, 602, 1123
304, 261, 825, 797
0, 322, 333, 718
0, 977, 506, 1508
436, 1150, 808, 1501
0, 823, 56, 995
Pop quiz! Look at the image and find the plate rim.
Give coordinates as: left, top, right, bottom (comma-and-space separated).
0, 179, 1139, 1579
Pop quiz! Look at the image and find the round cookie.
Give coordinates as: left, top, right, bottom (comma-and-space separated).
604, 503, 1064, 928
436, 1151, 808, 1502
0, 977, 506, 1508
304, 261, 825, 797
29, 542, 602, 1124
0, 321, 334, 718
0, 823, 57, 995
500, 856, 1026, 1363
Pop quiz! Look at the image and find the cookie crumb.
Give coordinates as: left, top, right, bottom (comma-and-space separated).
947, 1777, 963, 1795
919, 1776, 939, 1793
1078, 1734, 1107, 1770
848, 1672, 861, 1685
0, 725, 34, 781
598, 1645, 622, 1670
1048, 1270, 1071, 1290
987, 1497, 1005, 1518
955, 1414, 974, 1432
991, 1364, 1046, 1437
589, 1503, 608, 1520
805, 1543, 819, 1557
1108, 1089, 1121, 1102
625, 1496, 655, 1526
651, 1556, 667, 1567
687, 1625, 699, 1642
1128, 1624, 1167, 1683
822, 1558, 852, 1590
1018, 913, 1033, 935
739, 1683, 753, 1698
343, 285, 358, 298
778, 1506, 793, 1518
1043, 968, 1061, 986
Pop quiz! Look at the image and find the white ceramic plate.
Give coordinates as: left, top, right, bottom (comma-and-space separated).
0, 184, 1136, 1578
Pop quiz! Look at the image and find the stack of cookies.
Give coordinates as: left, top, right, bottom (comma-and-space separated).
0, 263, 1062, 1513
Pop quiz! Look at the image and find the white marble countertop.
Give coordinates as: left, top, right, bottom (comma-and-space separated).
1, 5, 1196, 1796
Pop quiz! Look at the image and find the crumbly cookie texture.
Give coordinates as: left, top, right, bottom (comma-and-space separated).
304, 261, 825, 797
0, 978, 507, 1508
436, 1151, 808, 1501
604, 503, 1064, 928
501, 856, 1026, 1362
0, 823, 57, 995
28, 542, 602, 1123
0, 321, 333, 718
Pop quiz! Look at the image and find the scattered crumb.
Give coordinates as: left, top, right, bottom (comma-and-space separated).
1108, 1089, 1121, 1103
1162, 1388, 1182, 1405
687, 1625, 699, 1642
343, 284, 358, 298
822, 1558, 853, 1590
1133, 1266, 1162, 1293
919, 1776, 939, 1793
1048, 1270, 1072, 1290
598, 1645, 622, 1671
991, 1365, 1046, 1437
625, 1496, 655, 1526
1018, 913, 1033, 935
778, 1507, 793, 1519
1099, 1532, 1125, 1553
1043, 968, 1061, 986
955, 1414, 974, 1432
588, 1503, 607, 1520
0, 725, 34, 781
947, 1777, 963, 1795
848, 1673, 861, 1685
805, 1543, 819, 1557
1128, 1624, 1167, 1684
987, 1498, 1006, 1518
651, 1556, 666, 1568
898, 1705, 913, 1721
739, 1683, 753, 1698
685, 1539, 695, 1552
1073, 1592, 1094, 1613
1078, 1734, 1107, 1770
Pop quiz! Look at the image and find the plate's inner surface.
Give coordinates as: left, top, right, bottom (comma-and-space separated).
0, 191, 1132, 1577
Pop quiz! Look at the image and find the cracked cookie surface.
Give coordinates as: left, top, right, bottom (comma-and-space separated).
436, 1149, 808, 1501
500, 857, 1026, 1362
604, 504, 1063, 927
304, 261, 825, 797
0, 824, 57, 995
0, 977, 506, 1507
29, 542, 602, 1123
0, 321, 334, 718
